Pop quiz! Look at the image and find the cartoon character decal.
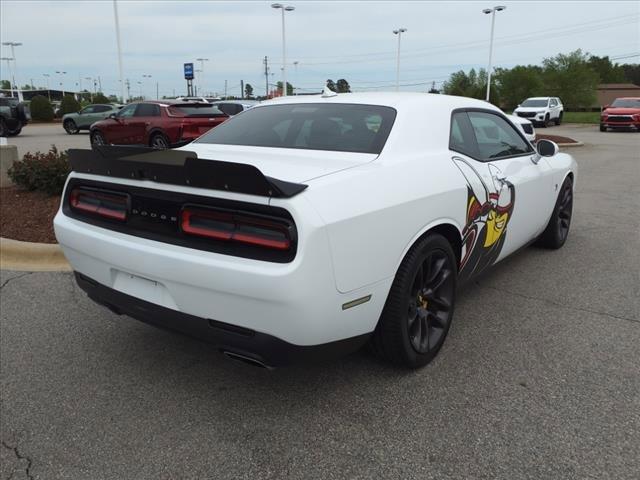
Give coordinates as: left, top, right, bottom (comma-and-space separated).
453, 158, 515, 282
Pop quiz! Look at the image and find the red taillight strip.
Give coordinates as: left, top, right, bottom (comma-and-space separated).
181, 206, 291, 251
69, 188, 128, 221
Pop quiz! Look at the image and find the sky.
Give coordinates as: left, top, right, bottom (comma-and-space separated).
1, 0, 638, 99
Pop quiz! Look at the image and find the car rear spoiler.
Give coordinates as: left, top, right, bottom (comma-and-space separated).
67, 146, 308, 198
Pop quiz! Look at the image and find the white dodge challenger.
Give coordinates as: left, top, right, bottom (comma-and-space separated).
54, 92, 576, 369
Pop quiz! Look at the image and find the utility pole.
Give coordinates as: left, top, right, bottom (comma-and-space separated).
264, 56, 269, 98
125, 78, 130, 101
113, 0, 126, 102
98, 76, 102, 92
224, 80, 227, 98
241, 80, 244, 99
156, 81, 159, 100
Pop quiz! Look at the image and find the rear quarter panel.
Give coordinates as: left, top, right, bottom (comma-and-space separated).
297, 151, 467, 293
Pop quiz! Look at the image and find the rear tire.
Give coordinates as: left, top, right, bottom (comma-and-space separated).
370, 234, 457, 368
536, 177, 573, 249
90, 130, 106, 146
150, 132, 169, 149
555, 112, 563, 125
64, 119, 79, 134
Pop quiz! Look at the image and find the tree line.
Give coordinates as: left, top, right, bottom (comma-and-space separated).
442, 50, 639, 110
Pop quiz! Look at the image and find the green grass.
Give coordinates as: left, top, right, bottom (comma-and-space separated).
562, 111, 600, 124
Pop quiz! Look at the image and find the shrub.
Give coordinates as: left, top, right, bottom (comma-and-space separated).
60, 94, 81, 116
8, 145, 70, 195
29, 95, 54, 121
93, 92, 111, 104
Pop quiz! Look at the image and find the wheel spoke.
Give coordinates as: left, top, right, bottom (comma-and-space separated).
428, 295, 451, 312
420, 314, 430, 351
428, 311, 447, 330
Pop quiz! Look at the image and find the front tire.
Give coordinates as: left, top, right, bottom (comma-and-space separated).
543, 114, 550, 128
90, 130, 106, 146
370, 234, 457, 368
0, 118, 7, 137
555, 112, 563, 125
599, 124, 606, 132
7, 126, 22, 136
536, 177, 573, 249
64, 119, 79, 134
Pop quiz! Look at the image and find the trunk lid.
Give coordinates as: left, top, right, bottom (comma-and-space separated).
179, 143, 378, 183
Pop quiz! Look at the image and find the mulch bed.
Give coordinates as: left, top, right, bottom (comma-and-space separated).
535, 133, 579, 144
1, 187, 60, 243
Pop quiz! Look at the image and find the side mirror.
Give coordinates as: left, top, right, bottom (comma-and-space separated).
603, 104, 610, 110
516, 104, 520, 108
108, 113, 117, 120
536, 139, 559, 157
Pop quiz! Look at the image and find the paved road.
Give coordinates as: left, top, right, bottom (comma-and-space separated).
6, 123, 90, 158
1, 127, 639, 479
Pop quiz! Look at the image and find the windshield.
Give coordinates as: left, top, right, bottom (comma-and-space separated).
520, 99, 548, 108
610, 98, 640, 108
195, 103, 396, 154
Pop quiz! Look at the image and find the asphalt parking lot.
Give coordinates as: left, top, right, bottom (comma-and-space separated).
1, 125, 639, 479
6, 123, 91, 158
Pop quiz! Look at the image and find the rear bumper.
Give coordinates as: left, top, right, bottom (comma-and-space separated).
75, 272, 369, 367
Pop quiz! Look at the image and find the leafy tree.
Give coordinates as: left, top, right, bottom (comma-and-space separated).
336, 79, 351, 93
244, 83, 254, 98
326, 79, 337, 92
22, 84, 35, 90
494, 65, 544, 110
29, 95, 54, 121
428, 82, 440, 94
93, 92, 111, 104
276, 81, 293, 96
588, 55, 625, 83
443, 68, 498, 103
107, 94, 120, 103
1, 80, 11, 89
621, 64, 640, 86
541, 49, 599, 109
60, 94, 81, 115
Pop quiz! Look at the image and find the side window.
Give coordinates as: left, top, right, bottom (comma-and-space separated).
80, 106, 95, 114
94, 105, 112, 113
117, 104, 137, 118
550, 99, 557, 107
134, 103, 160, 117
449, 112, 476, 158
467, 111, 532, 161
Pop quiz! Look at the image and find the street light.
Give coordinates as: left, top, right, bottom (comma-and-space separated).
56, 70, 67, 96
482, 5, 506, 102
137, 81, 143, 99
113, 0, 126, 103
196, 58, 208, 95
2, 42, 21, 97
293, 60, 299, 95
271, 3, 295, 97
141, 74, 152, 100
393, 28, 407, 92
43, 73, 51, 100
1, 57, 15, 97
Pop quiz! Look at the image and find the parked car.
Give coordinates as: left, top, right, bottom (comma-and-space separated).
55, 92, 576, 369
507, 114, 536, 143
89, 101, 228, 148
210, 100, 260, 116
600, 97, 640, 132
175, 96, 209, 103
513, 97, 563, 127
63, 104, 122, 134
0, 96, 30, 137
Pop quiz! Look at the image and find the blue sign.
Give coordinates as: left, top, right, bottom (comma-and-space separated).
184, 63, 194, 80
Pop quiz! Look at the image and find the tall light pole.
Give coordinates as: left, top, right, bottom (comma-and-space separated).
43, 73, 51, 100
293, 60, 299, 95
56, 70, 67, 96
1, 57, 14, 97
113, 0, 126, 103
393, 28, 407, 92
196, 58, 208, 95
2, 42, 21, 97
271, 3, 295, 97
482, 5, 506, 102
142, 74, 152, 100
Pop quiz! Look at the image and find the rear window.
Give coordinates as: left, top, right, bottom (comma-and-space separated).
169, 104, 225, 117
195, 103, 397, 154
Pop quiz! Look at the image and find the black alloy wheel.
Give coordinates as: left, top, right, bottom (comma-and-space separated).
370, 234, 457, 368
536, 177, 573, 249
64, 119, 79, 134
90, 130, 106, 146
406, 249, 455, 355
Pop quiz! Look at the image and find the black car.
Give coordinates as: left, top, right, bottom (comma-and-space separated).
0, 96, 30, 137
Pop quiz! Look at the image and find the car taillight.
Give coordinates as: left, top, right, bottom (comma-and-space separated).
69, 188, 129, 221
181, 206, 292, 250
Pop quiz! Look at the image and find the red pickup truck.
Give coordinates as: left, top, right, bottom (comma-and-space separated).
90, 101, 228, 148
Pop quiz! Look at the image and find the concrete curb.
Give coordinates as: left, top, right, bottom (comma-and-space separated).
0, 237, 71, 272
557, 141, 584, 148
